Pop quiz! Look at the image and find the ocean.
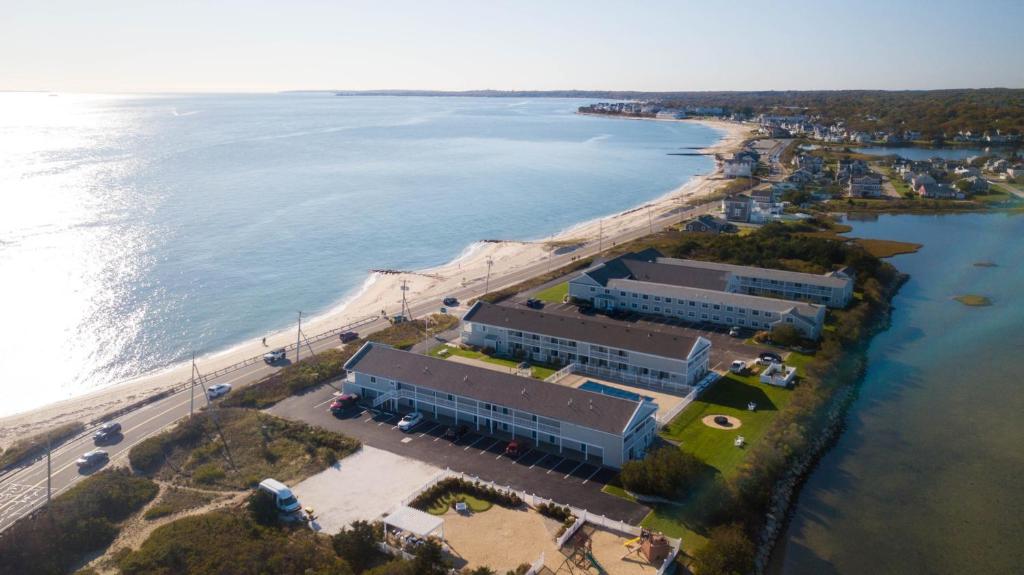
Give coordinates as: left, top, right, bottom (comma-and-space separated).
0, 93, 719, 416
770, 212, 1024, 574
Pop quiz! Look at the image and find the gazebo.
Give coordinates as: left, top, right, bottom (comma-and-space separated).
383, 506, 445, 541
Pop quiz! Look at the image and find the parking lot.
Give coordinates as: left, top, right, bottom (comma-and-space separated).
269, 386, 650, 523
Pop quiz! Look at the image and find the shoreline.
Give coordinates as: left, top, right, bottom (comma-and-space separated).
0, 118, 751, 449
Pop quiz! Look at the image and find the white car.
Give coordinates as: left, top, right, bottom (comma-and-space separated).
264, 348, 287, 364
397, 412, 424, 432
730, 360, 747, 374
207, 383, 232, 399
76, 449, 109, 468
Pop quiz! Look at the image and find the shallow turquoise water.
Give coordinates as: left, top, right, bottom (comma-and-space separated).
0, 93, 717, 415
770, 213, 1024, 574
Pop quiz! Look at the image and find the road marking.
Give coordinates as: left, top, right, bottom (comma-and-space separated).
464, 436, 488, 451
564, 461, 586, 479
418, 423, 440, 437
529, 453, 550, 469
545, 457, 565, 474
511, 448, 533, 463
477, 439, 499, 455
581, 467, 602, 485
314, 397, 336, 409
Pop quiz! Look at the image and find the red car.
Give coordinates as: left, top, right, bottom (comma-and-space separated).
505, 440, 522, 457
329, 393, 360, 413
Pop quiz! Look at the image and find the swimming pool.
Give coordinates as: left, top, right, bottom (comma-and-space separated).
578, 381, 654, 403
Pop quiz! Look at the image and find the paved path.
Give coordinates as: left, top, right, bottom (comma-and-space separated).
0, 199, 719, 533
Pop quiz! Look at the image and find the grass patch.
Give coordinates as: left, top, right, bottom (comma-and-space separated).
660, 374, 795, 478
0, 469, 158, 575
425, 492, 493, 515
601, 483, 637, 502
855, 238, 923, 258
143, 487, 218, 520
0, 421, 85, 470
534, 282, 568, 303
429, 344, 557, 379
955, 294, 992, 306
129, 408, 359, 490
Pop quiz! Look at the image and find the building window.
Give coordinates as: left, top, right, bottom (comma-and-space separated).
642, 294, 649, 300
370, 376, 376, 383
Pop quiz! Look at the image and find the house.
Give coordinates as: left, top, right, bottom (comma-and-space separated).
1007, 165, 1024, 179
723, 158, 754, 178
960, 176, 989, 193
910, 173, 936, 189
954, 166, 981, 178
787, 170, 814, 185
749, 188, 782, 223
684, 214, 737, 234
722, 194, 753, 222
848, 174, 883, 198
566, 251, 849, 340
835, 159, 869, 182
917, 183, 959, 199
461, 301, 712, 392
343, 343, 659, 468
772, 182, 798, 195
791, 155, 823, 174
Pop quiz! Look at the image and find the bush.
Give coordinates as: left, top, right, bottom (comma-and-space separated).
0, 421, 85, 470
333, 520, 384, 573
535, 502, 572, 523
0, 469, 157, 575
129, 436, 166, 474
769, 324, 802, 347
409, 478, 522, 512
247, 488, 279, 526
691, 523, 755, 575
193, 462, 226, 484
619, 446, 704, 498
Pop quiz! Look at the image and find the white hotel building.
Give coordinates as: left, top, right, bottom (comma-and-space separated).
567, 251, 847, 340
461, 301, 711, 393
343, 343, 658, 468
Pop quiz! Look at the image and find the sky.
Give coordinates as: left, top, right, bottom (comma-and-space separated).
2, 0, 1022, 93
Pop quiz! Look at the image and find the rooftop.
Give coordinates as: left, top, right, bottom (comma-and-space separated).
344, 343, 644, 435
462, 301, 704, 361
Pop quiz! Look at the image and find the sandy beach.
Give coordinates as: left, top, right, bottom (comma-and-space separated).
0, 118, 750, 449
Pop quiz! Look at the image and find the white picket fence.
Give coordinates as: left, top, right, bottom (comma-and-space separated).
525, 551, 545, 575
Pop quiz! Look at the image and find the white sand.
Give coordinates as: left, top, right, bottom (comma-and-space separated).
293, 445, 442, 535
0, 119, 751, 448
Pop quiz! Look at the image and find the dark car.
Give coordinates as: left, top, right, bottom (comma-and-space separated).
524, 299, 544, 309
92, 421, 122, 443
339, 331, 359, 343
443, 425, 469, 441
329, 393, 360, 413
442, 297, 459, 307
759, 351, 783, 364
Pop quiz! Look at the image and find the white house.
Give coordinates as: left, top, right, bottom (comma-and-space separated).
723, 158, 754, 178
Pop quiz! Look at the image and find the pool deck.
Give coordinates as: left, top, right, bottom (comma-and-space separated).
554, 373, 687, 421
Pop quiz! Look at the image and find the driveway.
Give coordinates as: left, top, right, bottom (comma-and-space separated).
269, 387, 650, 524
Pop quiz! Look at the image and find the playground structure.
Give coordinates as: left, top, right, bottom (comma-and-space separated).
556, 531, 606, 575
620, 528, 671, 565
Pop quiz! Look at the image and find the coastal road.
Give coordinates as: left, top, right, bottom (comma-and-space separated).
0, 197, 719, 533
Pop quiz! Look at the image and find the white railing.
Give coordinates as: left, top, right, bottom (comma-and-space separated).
657, 543, 681, 575
545, 362, 577, 383
373, 390, 399, 408
525, 551, 545, 575
556, 516, 587, 548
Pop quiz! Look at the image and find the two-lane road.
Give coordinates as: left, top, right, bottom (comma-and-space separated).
0, 199, 718, 533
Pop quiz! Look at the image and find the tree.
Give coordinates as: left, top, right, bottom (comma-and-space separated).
619, 446, 704, 498
692, 523, 755, 575
247, 488, 278, 526
411, 540, 449, 575
769, 324, 802, 347
466, 568, 497, 575
332, 521, 381, 573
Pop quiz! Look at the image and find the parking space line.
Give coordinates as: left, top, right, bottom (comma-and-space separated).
418, 423, 440, 438
529, 454, 550, 469
478, 439, 499, 455
563, 461, 586, 479
464, 436, 488, 451
313, 397, 336, 409
581, 467, 602, 485
545, 457, 565, 474
512, 448, 534, 463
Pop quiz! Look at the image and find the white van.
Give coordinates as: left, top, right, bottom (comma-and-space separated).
258, 478, 301, 514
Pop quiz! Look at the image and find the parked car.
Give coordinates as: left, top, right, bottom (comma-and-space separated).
729, 326, 742, 337
339, 331, 359, 343
329, 393, 360, 413
397, 412, 424, 432
442, 296, 459, 307
207, 383, 232, 399
264, 348, 286, 364
92, 421, 122, 443
258, 478, 302, 514
443, 424, 469, 441
759, 351, 783, 364
730, 360, 747, 374
76, 449, 108, 468
504, 440, 522, 457
524, 299, 544, 309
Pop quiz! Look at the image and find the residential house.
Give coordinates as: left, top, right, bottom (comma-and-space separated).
848, 174, 883, 198
684, 214, 737, 234
917, 183, 959, 199
723, 158, 754, 178
722, 194, 753, 222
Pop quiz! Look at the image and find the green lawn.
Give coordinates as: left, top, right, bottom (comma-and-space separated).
534, 282, 568, 303
425, 493, 493, 515
428, 344, 556, 379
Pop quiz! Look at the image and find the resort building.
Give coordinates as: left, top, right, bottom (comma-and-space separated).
461, 301, 711, 392
343, 343, 659, 468
567, 251, 845, 339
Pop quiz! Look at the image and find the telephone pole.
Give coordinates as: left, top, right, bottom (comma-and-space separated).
189, 352, 195, 417
598, 219, 603, 253
484, 257, 494, 294
648, 205, 654, 234
296, 311, 303, 363
399, 280, 411, 319
46, 433, 51, 505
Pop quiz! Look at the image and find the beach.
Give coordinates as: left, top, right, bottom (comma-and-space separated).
0, 118, 750, 449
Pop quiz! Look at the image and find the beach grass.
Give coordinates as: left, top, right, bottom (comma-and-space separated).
425, 492, 493, 516
0, 421, 85, 470
534, 282, 568, 303
955, 294, 992, 306
143, 487, 219, 520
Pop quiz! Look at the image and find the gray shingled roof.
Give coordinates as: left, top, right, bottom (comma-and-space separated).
344, 343, 642, 435
652, 258, 850, 289
606, 278, 823, 321
621, 259, 730, 291
462, 301, 702, 361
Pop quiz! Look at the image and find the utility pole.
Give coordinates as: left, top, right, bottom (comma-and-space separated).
598, 219, 603, 253
189, 352, 195, 417
484, 257, 494, 294
399, 280, 411, 319
296, 311, 302, 363
648, 205, 654, 234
